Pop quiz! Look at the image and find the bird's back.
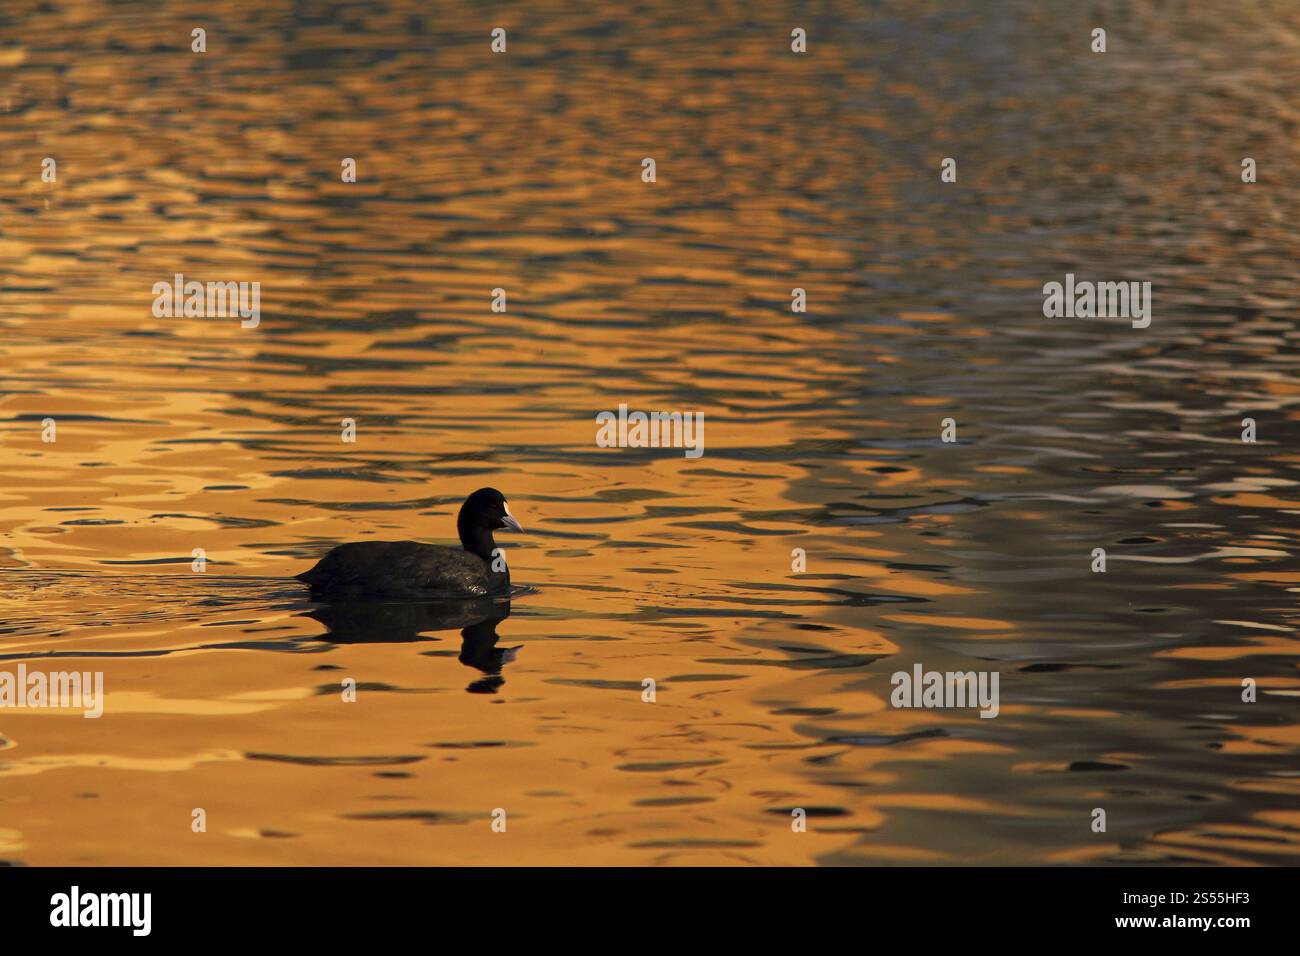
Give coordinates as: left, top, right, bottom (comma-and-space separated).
297, 541, 504, 598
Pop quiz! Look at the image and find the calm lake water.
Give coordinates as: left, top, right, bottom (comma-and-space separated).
2, 0, 1299, 865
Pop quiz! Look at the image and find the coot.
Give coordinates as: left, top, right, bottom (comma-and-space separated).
296, 487, 523, 598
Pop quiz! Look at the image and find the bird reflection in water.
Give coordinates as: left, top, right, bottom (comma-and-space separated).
301, 597, 517, 693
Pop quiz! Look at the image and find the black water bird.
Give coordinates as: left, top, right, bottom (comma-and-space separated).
296, 488, 523, 599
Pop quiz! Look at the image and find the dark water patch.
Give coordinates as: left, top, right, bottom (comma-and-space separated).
341, 810, 473, 825
633, 796, 716, 807
1066, 761, 1131, 773
616, 760, 726, 773
246, 753, 427, 767
826, 728, 951, 747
